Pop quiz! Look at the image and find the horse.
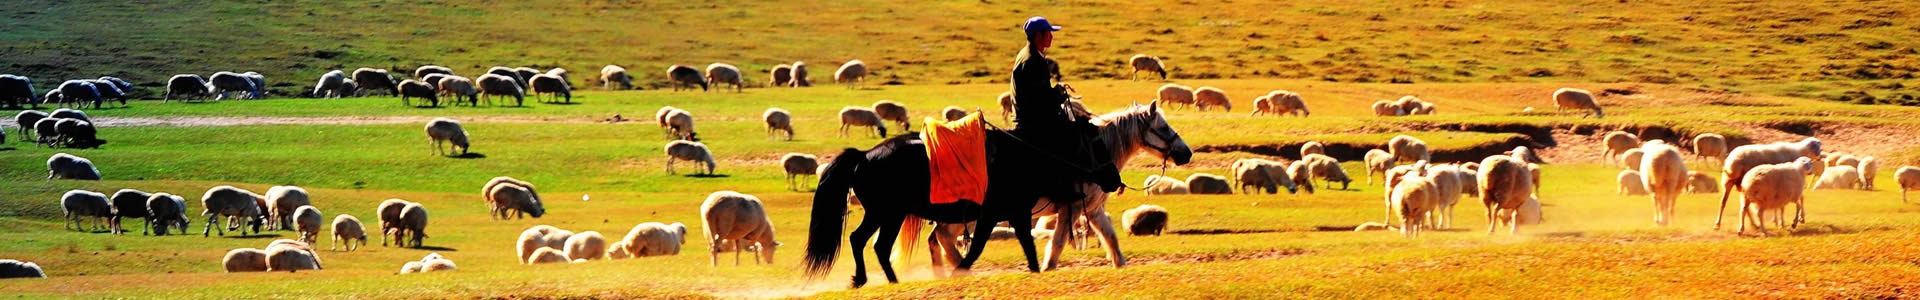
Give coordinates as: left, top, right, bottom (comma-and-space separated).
902, 100, 1193, 274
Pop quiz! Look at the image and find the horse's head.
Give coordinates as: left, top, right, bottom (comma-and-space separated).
1133, 100, 1192, 165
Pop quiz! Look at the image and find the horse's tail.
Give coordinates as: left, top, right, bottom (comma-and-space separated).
891, 216, 923, 267
803, 148, 865, 279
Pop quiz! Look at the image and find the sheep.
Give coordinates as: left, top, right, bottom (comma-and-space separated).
425, 118, 470, 156
1191, 86, 1231, 112
996, 90, 1018, 123
331, 214, 366, 252
701, 191, 777, 266
14, 110, 47, 142
564, 231, 609, 261
838, 106, 888, 137
394, 203, 429, 247
600, 65, 634, 90
46, 153, 101, 180
1458, 163, 1482, 197
108, 189, 153, 235
1614, 148, 1647, 171
607, 241, 633, 259
1304, 154, 1353, 190
1371, 100, 1405, 116
1389, 175, 1439, 237
1641, 142, 1689, 226
529, 247, 571, 264
49, 108, 87, 121
145, 193, 190, 236
475, 74, 525, 106
528, 74, 571, 103
1126, 54, 1168, 80
264, 186, 312, 231
1528, 163, 1543, 194
1687, 171, 1720, 194
396, 79, 439, 107
1479, 155, 1535, 235
1154, 84, 1196, 110
487, 183, 545, 220
0, 260, 45, 279
414, 65, 453, 79
618, 222, 688, 258
667, 65, 708, 92
1714, 138, 1822, 229
1300, 141, 1326, 157
481, 176, 542, 218
1253, 90, 1308, 117
483, 66, 525, 89
1511, 146, 1545, 164
666, 109, 697, 141
418, 259, 457, 272
1858, 157, 1879, 190
350, 68, 399, 96
237, 72, 267, 99
60, 190, 111, 232
1287, 160, 1321, 195
1121, 204, 1169, 236
1232, 159, 1280, 194
513, 67, 542, 87
33, 118, 61, 148
941, 106, 969, 122
769, 64, 793, 87
1835, 155, 1861, 169
400, 261, 423, 274
167, 74, 210, 102
1616, 170, 1649, 195
201, 186, 265, 237
1898, 166, 1920, 203
1738, 158, 1816, 236
80, 79, 126, 107
1815, 166, 1861, 190
376, 199, 411, 246
54, 118, 99, 149
311, 70, 347, 99
1693, 133, 1728, 165
782, 153, 821, 191
1518, 195, 1544, 225
1185, 173, 1233, 194
223, 248, 271, 272
872, 100, 910, 129
266, 245, 322, 272
0, 74, 34, 108
1394, 96, 1434, 115
517, 226, 560, 263
702, 63, 745, 93
1142, 174, 1191, 195
789, 61, 812, 87
53, 80, 102, 109
1551, 88, 1604, 118
834, 60, 869, 90
664, 140, 717, 175
1365, 149, 1397, 185
1602, 131, 1641, 165
436, 76, 479, 106
748, 108, 793, 141
1388, 135, 1431, 163
1420, 164, 1469, 229
544, 68, 569, 81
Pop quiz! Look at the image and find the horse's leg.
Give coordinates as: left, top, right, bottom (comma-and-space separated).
872, 216, 904, 284
1087, 208, 1126, 268
954, 218, 998, 275
1042, 203, 1077, 271
846, 214, 884, 288
1008, 215, 1042, 273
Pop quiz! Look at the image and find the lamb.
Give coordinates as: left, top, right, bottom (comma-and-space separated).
1714, 137, 1822, 229
414, 65, 453, 79
1128, 54, 1168, 80
1251, 90, 1308, 117
704, 63, 745, 92
350, 68, 400, 96
1154, 84, 1196, 110
1617, 170, 1649, 195
1814, 166, 1861, 190
564, 231, 609, 261
331, 214, 366, 251
1121, 204, 1169, 236
1737, 158, 1816, 236
1142, 174, 1190, 195
1687, 171, 1720, 193
1232, 159, 1280, 194
265, 186, 312, 231
15, 110, 47, 142
1551, 88, 1604, 118
54, 80, 102, 109
394, 203, 429, 247
667, 65, 708, 92
782, 153, 821, 191
1528, 163, 1543, 194
666, 109, 697, 140
375, 199, 412, 246
0, 260, 45, 279
528, 74, 572, 103
61, 190, 112, 232
664, 140, 717, 175
1602, 131, 1641, 165
54, 118, 100, 149
528, 247, 571, 264
1300, 141, 1326, 157
1191, 86, 1231, 112
769, 64, 794, 87
146, 193, 190, 236
1185, 173, 1233, 194
109, 189, 153, 235
1389, 175, 1439, 237
1693, 133, 1729, 165
436, 76, 479, 106
166, 74, 210, 102
1479, 155, 1535, 235
838, 106, 888, 137
1388, 135, 1431, 163
1371, 100, 1405, 116
223, 248, 271, 272
397, 79, 439, 107
486, 182, 544, 219
425, 118, 470, 156
618, 222, 689, 258
1858, 157, 1878, 190
789, 61, 812, 87
46, 153, 101, 180
1365, 149, 1396, 185
265, 245, 322, 272
1898, 166, 1920, 203
475, 74, 525, 106
600, 65, 634, 90
0, 75, 34, 108
834, 60, 869, 90
1641, 142, 1689, 226
767, 108, 801, 141
200, 186, 265, 237
701, 191, 777, 266
942, 106, 968, 122
872, 100, 910, 129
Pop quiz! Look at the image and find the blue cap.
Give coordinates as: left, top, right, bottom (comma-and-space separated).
1024, 16, 1061, 36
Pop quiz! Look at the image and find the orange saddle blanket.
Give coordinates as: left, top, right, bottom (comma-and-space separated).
923, 112, 989, 205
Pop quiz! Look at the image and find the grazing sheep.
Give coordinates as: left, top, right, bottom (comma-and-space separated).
425, 118, 469, 156
872, 100, 910, 128
414, 65, 453, 79
397, 80, 439, 107
482, 67, 524, 89
201, 186, 265, 237
769, 64, 794, 87
1121, 204, 1169, 236
838, 106, 887, 137
94, 77, 133, 105
15, 110, 48, 142
481, 176, 542, 218
1388, 135, 1431, 163
145, 193, 190, 236
1738, 158, 1816, 236
53, 80, 101, 109
1299, 141, 1326, 157
1714, 138, 1822, 229
223, 248, 271, 272
1617, 170, 1649, 195
1421, 165, 1469, 229
376, 199, 410, 246
0, 75, 35, 108
475, 74, 525, 106
1693, 133, 1728, 165
166, 74, 210, 102
704, 63, 745, 93
349, 68, 399, 96
528, 74, 571, 103
701, 191, 777, 266
311, 70, 347, 99
1365, 149, 1397, 185
1602, 131, 1641, 165
1154, 84, 1196, 110
1615, 148, 1647, 171
266, 245, 322, 272
528, 247, 570, 264
486, 183, 544, 220
1371, 100, 1405, 116
1815, 166, 1861, 190
619, 222, 689, 257
1287, 160, 1322, 195
513, 68, 541, 87
1394, 96, 1434, 115
421, 74, 451, 90
667, 65, 708, 92
53, 118, 99, 148
49, 108, 87, 121
1896, 166, 1920, 203
1252, 90, 1308, 117
565, 231, 609, 261
1304, 154, 1353, 190
1232, 159, 1280, 194
655, 106, 680, 134
834, 60, 869, 90
0, 260, 45, 279
782, 153, 821, 191
290, 206, 323, 245
33, 118, 61, 148
1191, 87, 1231, 112
1641, 142, 1689, 226
664, 140, 717, 175
393, 203, 429, 247
749, 108, 791, 141
1858, 157, 1878, 190
1128, 54, 1168, 81
72, 80, 120, 108
790, 61, 812, 87
1479, 155, 1535, 235
265, 186, 312, 231
437, 76, 479, 106
331, 214, 366, 251
46, 152, 101, 181
1177, 173, 1231, 194
1389, 175, 1439, 237
61, 190, 111, 232
1835, 155, 1861, 170
1551, 88, 1604, 118
337, 79, 359, 98
1142, 174, 1191, 195
666, 109, 697, 141
1687, 171, 1720, 194
109, 189, 153, 235
600, 65, 634, 90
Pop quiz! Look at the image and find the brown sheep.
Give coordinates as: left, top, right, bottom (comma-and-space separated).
396, 203, 428, 248
1388, 135, 1431, 163
997, 90, 1016, 123
398, 79, 439, 107
376, 199, 410, 246
435, 76, 479, 106
1692, 133, 1728, 166
1191, 87, 1231, 112
782, 153, 821, 191
942, 106, 968, 122
790, 61, 812, 87
763, 108, 794, 141
1155, 84, 1196, 110
600, 65, 634, 90
1365, 149, 1396, 185
1602, 131, 1641, 165
834, 60, 869, 90
872, 100, 910, 129
838, 107, 887, 137
528, 74, 571, 103
223, 248, 270, 272
667, 65, 707, 92
1897, 166, 1920, 203
482, 177, 542, 219
1251, 90, 1308, 117
1185, 173, 1232, 194
1121, 204, 1169, 236
475, 74, 524, 106
1551, 88, 1604, 118
1479, 155, 1535, 235
769, 64, 794, 87
330, 214, 366, 252
666, 109, 697, 141
1232, 159, 1280, 194
1128, 54, 1167, 80
705, 63, 745, 93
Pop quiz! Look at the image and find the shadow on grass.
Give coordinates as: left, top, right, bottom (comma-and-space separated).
542, 101, 582, 106
410, 105, 448, 109
449, 153, 487, 159
683, 173, 730, 178
222, 233, 285, 239
0, 146, 15, 151
412, 245, 459, 251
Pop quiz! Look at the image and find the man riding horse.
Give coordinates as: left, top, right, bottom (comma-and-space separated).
1008, 16, 1124, 202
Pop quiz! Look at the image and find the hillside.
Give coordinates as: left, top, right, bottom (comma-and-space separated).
1, 0, 1915, 104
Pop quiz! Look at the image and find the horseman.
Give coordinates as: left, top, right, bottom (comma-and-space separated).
1007, 16, 1124, 202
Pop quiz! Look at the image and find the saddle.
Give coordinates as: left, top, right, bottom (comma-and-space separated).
923, 112, 989, 205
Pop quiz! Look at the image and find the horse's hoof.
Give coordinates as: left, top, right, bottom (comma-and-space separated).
951, 268, 973, 277
850, 276, 868, 288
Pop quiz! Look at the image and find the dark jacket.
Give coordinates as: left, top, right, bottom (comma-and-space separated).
1010, 43, 1069, 126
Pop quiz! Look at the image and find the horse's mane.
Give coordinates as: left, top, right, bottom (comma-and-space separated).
1091, 104, 1160, 165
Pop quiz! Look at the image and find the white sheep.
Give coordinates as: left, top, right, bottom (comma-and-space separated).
1738, 158, 1815, 236
763, 108, 794, 140
1687, 171, 1720, 194
1300, 141, 1326, 157
1232, 159, 1280, 194
516, 225, 563, 264
1388, 135, 1431, 163
1551, 88, 1604, 118
425, 118, 469, 156
872, 100, 910, 129
701, 191, 776, 266
790, 61, 811, 87
486, 182, 545, 220
475, 73, 525, 106
1715, 138, 1822, 229
619, 222, 688, 258
1191, 86, 1231, 112
1857, 157, 1878, 190
705, 63, 745, 93
1303, 154, 1352, 190
1154, 84, 1195, 110
528, 247, 570, 264
1511, 146, 1545, 164
668, 65, 708, 92
1693, 133, 1728, 166
1371, 100, 1405, 116
223, 248, 271, 272
265, 185, 312, 231
158, 74, 208, 102
1478, 155, 1535, 235
1814, 166, 1861, 190
834, 60, 869, 90
61, 190, 111, 232
396, 203, 429, 247
376, 199, 411, 247
0, 259, 45, 279
311, 70, 348, 99
400, 261, 423, 274
782, 153, 821, 191
1617, 170, 1649, 195
266, 243, 323, 273
664, 140, 717, 175
291, 205, 323, 245
1618, 148, 1646, 170
769, 64, 794, 87
1251, 90, 1308, 117
838, 106, 887, 137
1185, 173, 1233, 194
1365, 149, 1396, 185
1288, 160, 1320, 195
564, 231, 609, 261
1897, 166, 1920, 203
1395, 96, 1435, 115
1389, 174, 1439, 237
414, 65, 453, 79
600, 65, 633, 90
46, 152, 101, 180
1641, 142, 1688, 226
1602, 131, 1640, 165
436, 75, 479, 106
1121, 204, 1168, 236
1423, 164, 1468, 229
201, 186, 265, 237
1128, 54, 1167, 80
665, 109, 697, 141
1141, 174, 1190, 195
331, 214, 366, 252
